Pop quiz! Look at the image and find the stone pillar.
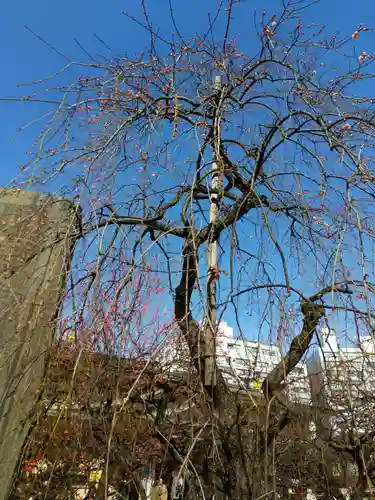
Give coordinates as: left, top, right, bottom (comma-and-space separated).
0, 189, 80, 499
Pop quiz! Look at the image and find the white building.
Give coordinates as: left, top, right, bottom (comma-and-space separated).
216, 321, 311, 403
159, 321, 311, 403
307, 325, 375, 434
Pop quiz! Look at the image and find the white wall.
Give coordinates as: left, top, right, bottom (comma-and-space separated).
159, 320, 311, 403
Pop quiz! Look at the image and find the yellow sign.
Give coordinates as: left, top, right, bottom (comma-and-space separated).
250, 379, 261, 390
90, 470, 102, 482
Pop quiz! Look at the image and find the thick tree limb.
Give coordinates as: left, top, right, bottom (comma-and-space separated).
262, 300, 325, 400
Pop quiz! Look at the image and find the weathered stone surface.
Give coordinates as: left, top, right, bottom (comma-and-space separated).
0, 189, 80, 499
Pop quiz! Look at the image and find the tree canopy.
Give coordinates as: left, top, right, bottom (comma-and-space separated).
7, 1, 375, 498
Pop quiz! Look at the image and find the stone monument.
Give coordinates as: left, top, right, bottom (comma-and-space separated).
0, 189, 80, 499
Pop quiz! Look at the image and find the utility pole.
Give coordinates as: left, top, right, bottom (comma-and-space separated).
205, 75, 222, 387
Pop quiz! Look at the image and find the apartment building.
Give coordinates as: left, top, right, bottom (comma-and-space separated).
216, 321, 311, 403
160, 321, 311, 403
307, 325, 375, 434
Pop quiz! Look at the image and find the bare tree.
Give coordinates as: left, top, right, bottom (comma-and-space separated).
6, 0, 375, 498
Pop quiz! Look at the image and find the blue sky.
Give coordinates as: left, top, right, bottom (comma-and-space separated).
1, 0, 373, 189
1, 0, 375, 348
